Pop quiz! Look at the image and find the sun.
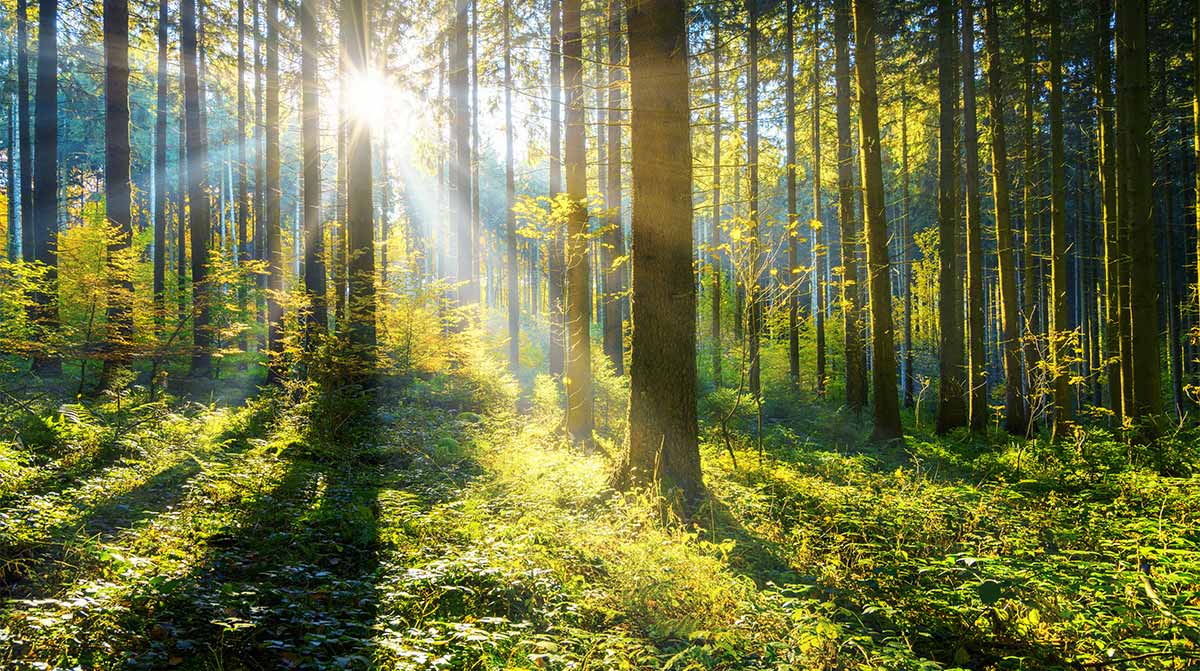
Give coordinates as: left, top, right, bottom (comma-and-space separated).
343, 68, 391, 132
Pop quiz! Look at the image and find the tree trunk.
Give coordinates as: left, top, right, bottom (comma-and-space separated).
177, 36, 189, 324
962, 0, 986, 430
1116, 0, 1161, 434
936, 0, 965, 433
504, 0, 518, 371
154, 0, 168, 331
1096, 0, 1121, 421
103, 0, 132, 379
984, 0, 1026, 435
1047, 0, 1074, 439
345, 0, 376, 362
471, 0, 481, 300
17, 0, 32, 266
265, 0, 283, 382
548, 0, 565, 378
618, 0, 702, 506
602, 0, 625, 376
835, 0, 865, 410
812, 0, 826, 396
746, 0, 762, 399
301, 0, 326, 340
453, 0, 474, 307
710, 15, 722, 387
852, 0, 901, 441
236, 0, 250, 352
901, 82, 914, 407
785, 0, 800, 386
1021, 0, 1039, 433
564, 0, 594, 445
182, 0, 211, 377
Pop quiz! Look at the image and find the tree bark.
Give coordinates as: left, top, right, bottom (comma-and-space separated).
618, 0, 702, 506
301, 0, 326, 340
602, 0, 625, 376
785, 0, 800, 386
1047, 0, 1074, 439
710, 15, 722, 387
265, 0, 283, 382
984, 0, 1026, 435
835, 0, 865, 410
548, 0, 565, 378
504, 0, 518, 371
182, 0, 211, 377
962, 0, 986, 430
1021, 0, 1039, 433
16, 0, 32, 266
813, 0, 826, 396
564, 0, 593, 445
236, 0, 251, 352
936, 0, 965, 433
345, 0, 376, 362
103, 0, 132, 378
853, 0, 902, 441
1095, 0, 1121, 421
746, 0, 762, 399
453, 0, 474, 306
901, 81, 914, 407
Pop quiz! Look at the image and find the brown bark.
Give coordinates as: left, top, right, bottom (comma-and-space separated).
936, 0, 965, 433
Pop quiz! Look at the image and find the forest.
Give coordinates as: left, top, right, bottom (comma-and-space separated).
0, 0, 1198, 667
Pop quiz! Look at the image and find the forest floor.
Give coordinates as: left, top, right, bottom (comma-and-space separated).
1, 343, 1199, 670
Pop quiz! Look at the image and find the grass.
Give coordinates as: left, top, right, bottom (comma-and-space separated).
0, 336, 1198, 670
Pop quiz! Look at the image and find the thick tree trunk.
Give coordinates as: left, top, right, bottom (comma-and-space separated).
177, 40, 188, 323
32, 0, 60, 375
17, 0, 32, 266
618, 0, 702, 506
852, 0, 901, 441
602, 0, 625, 376
564, 0, 593, 445
1047, 0, 1074, 439
835, 0, 865, 411
103, 0, 133, 378
548, 0, 565, 378
1116, 0, 1161, 433
901, 82, 914, 408
182, 0, 211, 377
504, 0, 518, 371
265, 0, 283, 382
1021, 0, 1039, 433
984, 0, 1026, 435
345, 0, 376, 361
453, 0, 474, 306
962, 0, 986, 430
812, 0, 826, 396
936, 0, 965, 433
746, 0, 762, 399
301, 0, 326, 340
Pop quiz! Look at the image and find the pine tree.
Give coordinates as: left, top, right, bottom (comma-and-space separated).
936, 0, 966, 433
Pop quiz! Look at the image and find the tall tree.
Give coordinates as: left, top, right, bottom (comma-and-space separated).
32, 0, 60, 375
16, 0, 31, 266
853, 0, 901, 440
153, 0, 169, 329
265, 0, 283, 382
812, 0, 826, 396
453, 0, 474, 306
936, 0, 965, 433
504, 0, 518, 370
835, 0, 866, 410
602, 0, 625, 376
710, 14, 723, 386
182, 0, 211, 377
746, 0, 762, 398
785, 0, 800, 385
1096, 0, 1120, 420
564, 0, 593, 445
1021, 0, 1039, 431
984, 0, 1026, 435
301, 0, 326, 339
962, 0, 986, 430
618, 0, 702, 505
345, 0, 376, 361
1116, 0, 1160, 431
1047, 0, 1073, 439
901, 81, 914, 407
103, 0, 133, 377
548, 0, 565, 378
237, 0, 251, 351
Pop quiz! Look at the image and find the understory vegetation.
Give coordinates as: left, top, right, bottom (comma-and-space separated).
1, 332, 1197, 671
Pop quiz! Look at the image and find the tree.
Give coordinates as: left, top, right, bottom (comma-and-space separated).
901, 81, 914, 407
852, 0, 901, 441
984, 0, 1026, 435
785, 0, 800, 386
301, 0, 326, 339
265, 0, 283, 381
153, 0, 168, 331
564, 0, 593, 445
548, 0, 565, 379
16, 0, 31, 267
746, 0, 762, 398
617, 0, 702, 505
31, 0, 60, 375
505, 0, 518, 371
237, 0, 251, 351
962, 0, 985, 431
453, 0, 474, 306
812, 0, 826, 396
1116, 0, 1160, 431
1020, 0, 1039, 431
345, 0, 376, 361
710, 13, 723, 386
835, 0, 865, 411
1047, 0, 1073, 439
1096, 0, 1120, 421
103, 0, 132, 379
936, 0, 965, 433
602, 0, 625, 376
